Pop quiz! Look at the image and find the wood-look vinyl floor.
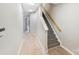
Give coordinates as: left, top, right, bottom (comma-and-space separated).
20, 32, 43, 55
48, 46, 71, 55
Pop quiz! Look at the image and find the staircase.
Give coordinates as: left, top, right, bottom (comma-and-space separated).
42, 12, 60, 48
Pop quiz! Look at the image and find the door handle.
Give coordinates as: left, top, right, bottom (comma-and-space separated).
0, 28, 5, 32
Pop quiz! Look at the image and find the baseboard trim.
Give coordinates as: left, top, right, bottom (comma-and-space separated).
60, 44, 76, 55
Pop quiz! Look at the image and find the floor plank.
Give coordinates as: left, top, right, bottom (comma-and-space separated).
48, 46, 71, 55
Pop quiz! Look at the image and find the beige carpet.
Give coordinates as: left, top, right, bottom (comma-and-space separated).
20, 32, 43, 55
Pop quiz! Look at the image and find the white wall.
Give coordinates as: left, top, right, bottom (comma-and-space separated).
43, 3, 79, 54
0, 3, 23, 54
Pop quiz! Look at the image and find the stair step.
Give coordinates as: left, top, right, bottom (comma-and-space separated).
48, 39, 59, 45
48, 42, 60, 48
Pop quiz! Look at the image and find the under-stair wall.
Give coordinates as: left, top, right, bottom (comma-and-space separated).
30, 8, 48, 54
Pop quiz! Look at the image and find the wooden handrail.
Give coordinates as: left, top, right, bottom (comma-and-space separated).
41, 6, 62, 32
